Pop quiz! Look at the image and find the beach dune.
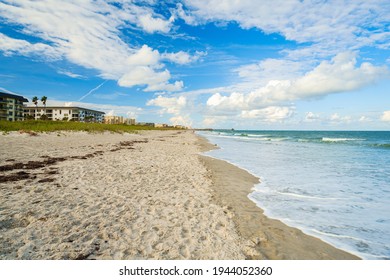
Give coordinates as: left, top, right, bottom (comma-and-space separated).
0, 130, 359, 259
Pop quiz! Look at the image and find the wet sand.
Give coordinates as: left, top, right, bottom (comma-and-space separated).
0, 130, 359, 259
197, 135, 360, 259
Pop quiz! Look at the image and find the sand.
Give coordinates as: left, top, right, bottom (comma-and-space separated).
0, 130, 359, 259
197, 137, 359, 259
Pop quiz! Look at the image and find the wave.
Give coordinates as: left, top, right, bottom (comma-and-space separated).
310, 229, 367, 241
277, 191, 339, 200
322, 137, 365, 142
370, 143, 390, 149
220, 133, 290, 142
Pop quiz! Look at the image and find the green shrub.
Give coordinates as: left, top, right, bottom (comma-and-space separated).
0, 120, 183, 133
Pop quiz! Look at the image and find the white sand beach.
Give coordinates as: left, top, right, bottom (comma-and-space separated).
0, 130, 359, 259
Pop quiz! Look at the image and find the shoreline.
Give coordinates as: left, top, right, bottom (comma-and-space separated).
0, 130, 360, 259
196, 134, 360, 260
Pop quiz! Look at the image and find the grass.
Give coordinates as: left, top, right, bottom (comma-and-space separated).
0, 120, 183, 133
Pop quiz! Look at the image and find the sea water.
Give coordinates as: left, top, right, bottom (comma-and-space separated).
198, 130, 390, 259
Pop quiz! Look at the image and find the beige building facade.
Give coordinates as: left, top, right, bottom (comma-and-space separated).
104, 115, 136, 125
24, 106, 105, 122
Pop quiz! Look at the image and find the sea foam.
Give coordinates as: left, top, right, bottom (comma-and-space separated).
199, 130, 390, 259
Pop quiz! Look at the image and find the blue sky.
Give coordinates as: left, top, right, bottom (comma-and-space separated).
0, 0, 389, 129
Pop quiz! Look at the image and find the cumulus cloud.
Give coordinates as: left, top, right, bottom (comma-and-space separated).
147, 95, 191, 126
0, 0, 188, 92
138, 13, 173, 33
290, 52, 388, 97
125, 45, 161, 67
240, 107, 294, 122
147, 95, 187, 114
381, 111, 390, 122
169, 115, 192, 127
206, 52, 388, 113
207, 92, 246, 111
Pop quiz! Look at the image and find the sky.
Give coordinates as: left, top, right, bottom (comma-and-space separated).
0, 0, 389, 130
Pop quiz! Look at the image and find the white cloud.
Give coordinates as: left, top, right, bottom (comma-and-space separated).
138, 13, 173, 33
126, 45, 161, 66
169, 115, 192, 127
305, 112, 320, 122
162, 51, 206, 65
206, 92, 246, 111
235, 58, 306, 84
206, 52, 388, 113
202, 117, 219, 127
182, 0, 390, 58
240, 106, 294, 122
106, 110, 115, 117
119, 68, 171, 88
147, 95, 191, 126
328, 113, 352, 124
359, 116, 371, 122
0, 33, 61, 60
381, 111, 390, 122
147, 95, 187, 114
0, 0, 183, 92
290, 52, 388, 97
173, 3, 198, 25
57, 70, 85, 79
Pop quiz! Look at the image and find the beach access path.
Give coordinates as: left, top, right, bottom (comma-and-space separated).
0, 130, 358, 259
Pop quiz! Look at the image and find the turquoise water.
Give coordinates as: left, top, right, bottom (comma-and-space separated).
198, 130, 390, 259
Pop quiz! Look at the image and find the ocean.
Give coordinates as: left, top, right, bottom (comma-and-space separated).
197, 130, 390, 259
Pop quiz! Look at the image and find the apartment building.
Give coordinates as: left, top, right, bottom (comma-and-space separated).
104, 116, 136, 125
0, 92, 29, 121
104, 115, 125, 124
24, 106, 105, 123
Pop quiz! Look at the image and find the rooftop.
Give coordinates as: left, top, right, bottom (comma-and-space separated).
24, 106, 105, 114
0, 92, 29, 102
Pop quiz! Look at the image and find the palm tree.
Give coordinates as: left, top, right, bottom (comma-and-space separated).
32, 96, 38, 120
41, 96, 47, 119
41, 96, 47, 107
32, 96, 38, 107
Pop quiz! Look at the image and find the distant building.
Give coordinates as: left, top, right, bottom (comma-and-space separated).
154, 123, 168, 128
126, 118, 136, 125
0, 92, 29, 121
174, 125, 187, 129
104, 115, 124, 124
24, 106, 105, 122
104, 116, 136, 125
